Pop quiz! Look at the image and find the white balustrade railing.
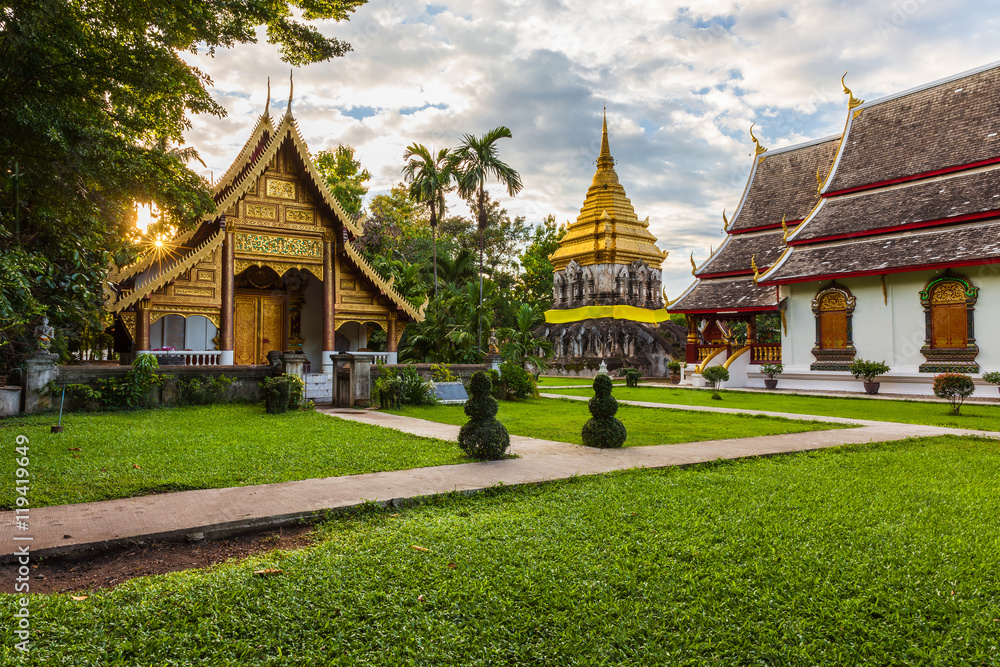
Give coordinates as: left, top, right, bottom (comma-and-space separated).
345, 350, 390, 364
137, 350, 221, 366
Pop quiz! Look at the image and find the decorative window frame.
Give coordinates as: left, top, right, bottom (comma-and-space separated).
918, 271, 979, 373
810, 282, 857, 371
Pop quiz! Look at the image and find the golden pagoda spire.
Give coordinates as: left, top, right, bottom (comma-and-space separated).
597, 106, 614, 171
547, 111, 666, 272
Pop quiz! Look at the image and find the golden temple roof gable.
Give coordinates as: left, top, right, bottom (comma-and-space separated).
549, 112, 667, 271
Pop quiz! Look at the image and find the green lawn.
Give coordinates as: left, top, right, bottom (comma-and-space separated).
5, 436, 999, 665
0, 404, 463, 508
545, 384, 1000, 431
537, 376, 623, 387
389, 397, 847, 446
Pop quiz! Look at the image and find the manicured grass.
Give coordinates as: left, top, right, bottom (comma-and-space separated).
537, 376, 623, 387
545, 384, 1000, 431
389, 397, 847, 446
0, 404, 463, 508
5, 436, 999, 664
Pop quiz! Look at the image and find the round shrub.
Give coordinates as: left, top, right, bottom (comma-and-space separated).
582, 374, 627, 448
262, 376, 291, 414
458, 371, 510, 460
498, 361, 538, 400
933, 373, 976, 415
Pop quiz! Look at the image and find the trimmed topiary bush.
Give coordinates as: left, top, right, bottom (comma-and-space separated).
582, 374, 627, 448
458, 371, 510, 460
621, 367, 642, 388
933, 373, 976, 415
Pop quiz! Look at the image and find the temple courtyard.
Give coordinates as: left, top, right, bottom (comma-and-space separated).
2, 388, 1000, 664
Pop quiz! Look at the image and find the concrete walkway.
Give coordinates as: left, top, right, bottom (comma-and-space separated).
2, 400, 997, 562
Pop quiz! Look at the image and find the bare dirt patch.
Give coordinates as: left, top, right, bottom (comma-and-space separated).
2, 525, 316, 594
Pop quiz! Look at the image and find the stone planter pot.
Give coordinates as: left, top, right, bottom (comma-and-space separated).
863, 381, 881, 395
764, 379, 778, 390
669, 373, 680, 385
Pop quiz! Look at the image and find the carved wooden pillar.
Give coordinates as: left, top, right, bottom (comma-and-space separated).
322, 236, 336, 370
747, 315, 757, 345
220, 218, 235, 365
387, 316, 397, 353
136, 299, 152, 352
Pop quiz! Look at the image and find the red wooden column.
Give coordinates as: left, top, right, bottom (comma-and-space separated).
746, 315, 757, 344
322, 235, 336, 371
685, 315, 699, 364
219, 218, 235, 365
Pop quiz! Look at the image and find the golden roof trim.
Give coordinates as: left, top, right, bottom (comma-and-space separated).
749, 123, 767, 156
841, 71, 865, 110
343, 240, 422, 321
109, 229, 225, 313
109, 225, 201, 284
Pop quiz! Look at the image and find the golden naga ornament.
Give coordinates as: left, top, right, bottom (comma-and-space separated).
751, 254, 760, 285
841, 72, 864, 109
816, 166, 824, 193
781, 215, 789, 243
722, 208, 729, 232
749, 123, 767, 156
690, 252, 697, 276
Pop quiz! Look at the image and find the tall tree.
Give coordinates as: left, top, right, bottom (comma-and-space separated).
0, 0, 367, 371
314, 144, 372, 218
401, 144, 452, 297
520, 215, 566, 312
450, 127, 523, 356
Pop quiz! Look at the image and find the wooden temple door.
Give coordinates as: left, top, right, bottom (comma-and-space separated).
234, 295, 286, 364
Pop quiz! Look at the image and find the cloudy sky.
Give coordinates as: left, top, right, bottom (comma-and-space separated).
181, 0, 1000, 297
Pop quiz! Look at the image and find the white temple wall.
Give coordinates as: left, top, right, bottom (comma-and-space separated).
771, 268, 1000, 395
301, 276, 323, 369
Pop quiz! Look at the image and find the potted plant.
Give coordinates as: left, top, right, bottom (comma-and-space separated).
667, 360, 682, 384
982, 371, 1000, 395
848, 359, 890, 395
760, 363, 783, 390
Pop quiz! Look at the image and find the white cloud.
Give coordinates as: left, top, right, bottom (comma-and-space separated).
180, 0, 1000, 296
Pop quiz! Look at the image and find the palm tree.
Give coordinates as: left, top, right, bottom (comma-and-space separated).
499, 304, 553, 373
402, 144, 452, 298
450, 127, 523, 356
435, 248, 478, 285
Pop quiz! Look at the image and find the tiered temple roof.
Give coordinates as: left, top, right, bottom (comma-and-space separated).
106, 93, 421, 322
763, 62, 1000, 285
549, 113, 667, 272
669, 136, 840, 314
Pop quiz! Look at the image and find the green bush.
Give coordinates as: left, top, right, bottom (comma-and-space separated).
933, 373, 976, 415
849, 359, 890, 383
621, 367, 642, 388
64, 383, 101, 411
666, 360, 682, 374
702, 365, 730, 400
431, 363, 459, 383
582, 374, 627, 448
261, 374, 302, 414
399, 366, 436, 405
497, 362, 538, 400
374, 369, 403, 409
94, 354, 165, 409
760, 363, 783, 379
178, 375, 234, 405
982, 371, 1000, 385
458, 371, 510, 460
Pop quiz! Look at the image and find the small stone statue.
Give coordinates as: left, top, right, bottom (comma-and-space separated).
35, 317, 55, 353
488, 329, 499, 355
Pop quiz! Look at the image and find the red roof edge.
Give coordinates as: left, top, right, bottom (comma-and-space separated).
789, 211, 1000, 245
823, 156, 1000, 197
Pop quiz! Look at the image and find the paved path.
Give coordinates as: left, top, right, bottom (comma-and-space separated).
2, 400, 996, 562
